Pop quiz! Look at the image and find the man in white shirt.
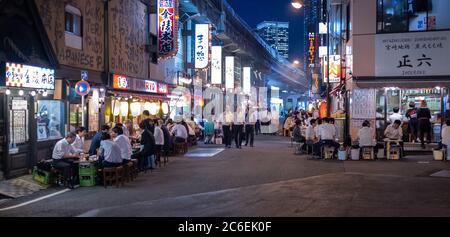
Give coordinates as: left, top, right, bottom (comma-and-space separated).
441, 120, 450, 147
99, 133, 123, 167
317, 118, 340, 157
388, 107, 403, 124
111, 126, 132, 163
172, 122, 188, 143
52, 132, 79, 188
154, 119, 165, 165
305, 119, 317, 141
358, 121, 376, 147
71, 126, 87, 154
384, 120, 403, 140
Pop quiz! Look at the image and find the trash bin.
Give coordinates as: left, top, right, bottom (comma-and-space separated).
338, 149, 347, 161
433, 148, 444, 161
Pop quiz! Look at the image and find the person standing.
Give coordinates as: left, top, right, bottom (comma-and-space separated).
245, 110, 257, 147
233, 107, 245, 149
388, 107, 403, 125
154, 119, 165, 165
406, 102, 419, 142
417, 100, 432, 149
223, 108, 233, 148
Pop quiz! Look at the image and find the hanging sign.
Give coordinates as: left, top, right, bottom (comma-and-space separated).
195, 24, 210, 69
5, 62, 55, 89
81, 70, 88, 81
211, 46, 222, 84
243, 67, 251, 94
323, 55, 341, 83
157, 0, 179, 58
225, 56, 234, 89
75, 80, 91, 96
308, 32, 316, 66
112, 74, 168, 95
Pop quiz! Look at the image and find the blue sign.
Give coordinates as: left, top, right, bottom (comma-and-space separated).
75, 80, 90, 96
81, 70, 88, 81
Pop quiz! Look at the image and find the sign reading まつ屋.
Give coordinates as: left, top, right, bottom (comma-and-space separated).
5, 62, 55, 89
195, 24, 210, 69
375, 31, 450, 77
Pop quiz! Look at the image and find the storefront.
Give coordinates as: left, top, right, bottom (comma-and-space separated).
106, 74, 170, 130
0, 62, 64, 178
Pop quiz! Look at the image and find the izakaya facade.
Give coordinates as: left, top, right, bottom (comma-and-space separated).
0, 0, 306, 179
321, 0, 450, 143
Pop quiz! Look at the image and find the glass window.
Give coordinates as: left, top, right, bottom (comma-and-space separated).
377, 0, 450, 33
64, 5, 82, 36
37, 100, 64, 140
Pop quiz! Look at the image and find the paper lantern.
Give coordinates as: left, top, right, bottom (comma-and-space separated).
131, 102, 141, 116
162, 102, 169, 114
113, 100, 121, 116
143, 102, 152, 112
120, 101, 129, 116
149, 102, 158, 115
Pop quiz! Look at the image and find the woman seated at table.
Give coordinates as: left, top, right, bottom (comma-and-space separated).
98, 133, 123, 168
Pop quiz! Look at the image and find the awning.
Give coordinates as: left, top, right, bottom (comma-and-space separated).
108, 90, 170, 101
353, 76, 450, 89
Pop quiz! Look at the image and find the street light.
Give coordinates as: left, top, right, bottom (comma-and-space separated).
293, 60, 300, 65
291, 0, 304, 9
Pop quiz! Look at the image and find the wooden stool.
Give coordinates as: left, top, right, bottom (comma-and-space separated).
361, 147, 375, 160
130, 159, 139, 178
323, 146, 335, 160
123, 162, 134, 182
103, 166, 124, 188
174, 142, 188, 155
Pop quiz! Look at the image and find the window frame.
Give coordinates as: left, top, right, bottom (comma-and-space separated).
64, 5, 83, 37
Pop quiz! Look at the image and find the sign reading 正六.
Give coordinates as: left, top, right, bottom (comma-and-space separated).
5, 62, 55, 89
158, 0, 178, 58
375, 31, 450, 77
195, 24, 210, 69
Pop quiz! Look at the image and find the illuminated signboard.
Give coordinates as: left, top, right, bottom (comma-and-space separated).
5, 62, 55, 89
225, 56, 234, 89
195, 24, 210, 69
319, 22, 327, 34
323, 55, 341, 83
243, 67, 251, 94
319, 46, 327, 57
112, 74, 168, 94
308, 32, 316, 66
157, 0, 179, 58
211, 46, 222, 84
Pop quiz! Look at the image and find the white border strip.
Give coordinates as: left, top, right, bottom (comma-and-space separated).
0, 189, 70, 212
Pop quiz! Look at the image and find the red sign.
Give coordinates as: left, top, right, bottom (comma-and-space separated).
112, 74, 168, 95
145, 80, 158, 93
157, 83, 168, 94
158, 0, 178, 58
112, 74, 129, 90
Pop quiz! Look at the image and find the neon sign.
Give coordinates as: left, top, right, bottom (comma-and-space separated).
5, 63, 55, 89
158, 0, 178, 58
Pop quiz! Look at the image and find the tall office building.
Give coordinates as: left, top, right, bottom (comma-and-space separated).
256, 21, 289, 59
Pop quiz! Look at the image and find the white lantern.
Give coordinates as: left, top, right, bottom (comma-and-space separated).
149, 102, 158, 115
113, 100, 121, 116
143, 102, 152, 112
120, 101, 129, 116
162, 102, 169, 114
131, 102, 141, 117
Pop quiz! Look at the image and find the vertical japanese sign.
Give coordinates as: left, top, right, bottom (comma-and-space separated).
225, 56, 234, 89
195, 24, 210, 69
243, 67, 251, 94
211, 46, 222, 84
375, 31, 450, 77
308, 32, 316, 66
323, 55, 341, 83
158, 0, 178, 58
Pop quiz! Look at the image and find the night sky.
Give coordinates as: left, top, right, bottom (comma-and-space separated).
226, 0, 305, 63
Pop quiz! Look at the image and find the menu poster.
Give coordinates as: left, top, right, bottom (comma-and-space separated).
351, 89, 376, 119
37, 123, 47, 140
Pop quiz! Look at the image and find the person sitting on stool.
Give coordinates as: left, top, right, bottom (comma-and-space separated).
439, 119, 450, 150
384, 119, 404, 155
98, 133, 123, 168
52, 132, 80, 188
357, 120, 379, 158
317, 117, 340, 158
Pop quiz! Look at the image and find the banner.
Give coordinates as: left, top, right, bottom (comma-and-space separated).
225, 56, 234, 89
243, 67, 251, 94
195, 24, 210, 69
158, 0, 178, 58
211, 46, 222, 84
323, 55, 341, 83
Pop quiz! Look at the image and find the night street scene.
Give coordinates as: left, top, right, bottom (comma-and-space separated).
2, 0, 450, 227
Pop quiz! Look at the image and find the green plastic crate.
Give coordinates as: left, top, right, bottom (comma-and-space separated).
32, 167, 54, 185
79, 163, 97, 176
79, 175, 96, 187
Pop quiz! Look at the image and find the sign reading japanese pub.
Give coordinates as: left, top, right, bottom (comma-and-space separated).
375, 31, 450, 77
158, 0, 178, 58
112, 74, 168, 94
195, 24, 210, 69
5, 62, 55, 89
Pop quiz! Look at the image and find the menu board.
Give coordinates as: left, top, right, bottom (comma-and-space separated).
351, 89, 376, 119
5, 62, 55, 89
10, 99, 28, 144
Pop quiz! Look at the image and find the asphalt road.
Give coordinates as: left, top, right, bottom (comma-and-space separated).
1, 135, 450, 217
